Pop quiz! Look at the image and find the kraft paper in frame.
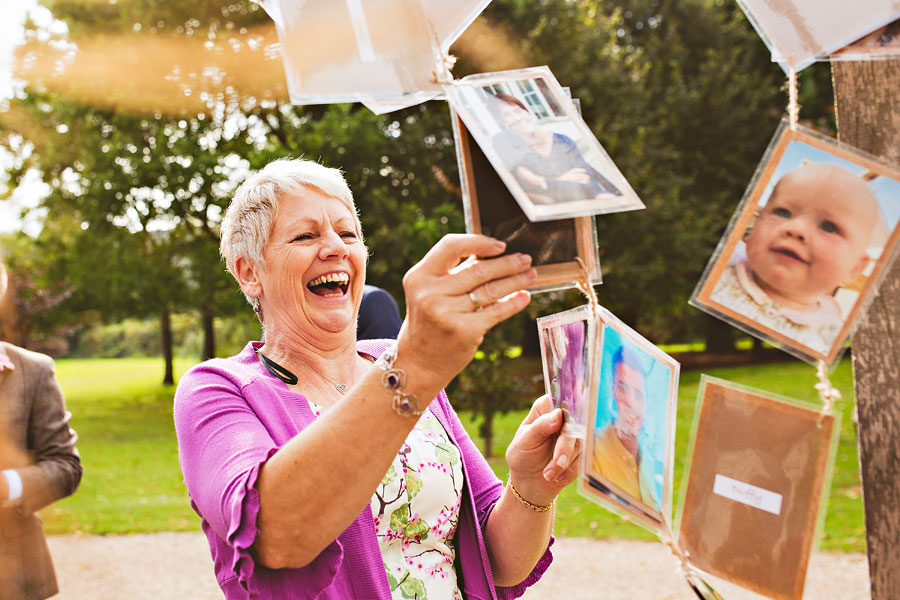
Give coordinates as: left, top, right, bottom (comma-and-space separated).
735, 0, 900, 73
450, 107, 603, 294
676, 377, 839, 600
690, 119, 900, 367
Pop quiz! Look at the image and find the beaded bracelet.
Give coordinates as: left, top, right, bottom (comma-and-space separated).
508, 480, 555, 513
375, 343, 424, 418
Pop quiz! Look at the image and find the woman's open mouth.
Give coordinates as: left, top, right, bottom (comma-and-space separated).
306, 272, 350, 297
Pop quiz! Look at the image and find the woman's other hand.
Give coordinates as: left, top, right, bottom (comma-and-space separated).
397, 234, 536, 392
506, 395, 581, 507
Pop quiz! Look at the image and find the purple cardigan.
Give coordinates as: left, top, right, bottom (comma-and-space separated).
174, 340, 552, 599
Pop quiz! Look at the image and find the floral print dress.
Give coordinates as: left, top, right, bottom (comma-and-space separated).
307, 402, 465, 599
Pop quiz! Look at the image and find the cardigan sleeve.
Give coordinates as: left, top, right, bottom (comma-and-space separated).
173, 361, 343, 596
440, 393, 554, 600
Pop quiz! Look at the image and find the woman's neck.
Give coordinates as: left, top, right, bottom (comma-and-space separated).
259, 330, 363, 390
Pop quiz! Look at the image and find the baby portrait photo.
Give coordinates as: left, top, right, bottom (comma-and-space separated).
538, 305, 595, 438
445, 66, 644, 223
581, 309, 679, 531
692, 121, 900, 365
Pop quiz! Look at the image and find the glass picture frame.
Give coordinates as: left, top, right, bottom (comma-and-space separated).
831, 17, 900, 61
537, 305, 595, 439
691, 119, 900, 367
735, 0, 900, 72
451, 107, 603, 293
579, 305, 680, 533
445, 66, 645, 223
258, 0, 443, 113
676, 376, 840, 600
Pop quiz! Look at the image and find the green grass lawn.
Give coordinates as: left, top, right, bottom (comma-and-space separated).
43, 355, 865, 553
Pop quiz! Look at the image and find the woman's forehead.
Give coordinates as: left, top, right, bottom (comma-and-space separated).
276, 190, 354, 222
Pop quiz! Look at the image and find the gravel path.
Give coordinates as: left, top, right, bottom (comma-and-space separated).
48, 532, 870, 599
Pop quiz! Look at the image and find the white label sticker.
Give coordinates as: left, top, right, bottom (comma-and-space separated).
713, 474, 783, 515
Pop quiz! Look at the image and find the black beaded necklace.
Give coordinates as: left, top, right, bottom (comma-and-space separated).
256, 351, 299, 385
256, 350, 349, 394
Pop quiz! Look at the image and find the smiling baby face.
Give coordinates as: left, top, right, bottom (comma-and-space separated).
744, 163, 879, 310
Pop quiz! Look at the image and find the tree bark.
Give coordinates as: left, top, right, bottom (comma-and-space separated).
832, 59, 900, 600
160, 304, 175, 386
703, 315, 735, 353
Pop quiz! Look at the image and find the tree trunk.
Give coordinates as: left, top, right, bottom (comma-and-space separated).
832, 59, 900, 600
160, 304, 175, 385
703, 315, 735, 353
480, 406, 496, 458
201, 303, 215, 361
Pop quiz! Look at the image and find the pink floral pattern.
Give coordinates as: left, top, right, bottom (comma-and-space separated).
308, 400, 463, 599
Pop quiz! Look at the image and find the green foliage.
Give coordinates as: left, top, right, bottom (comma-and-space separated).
453, 324, 543, 457
69, 312, 260, 358
40, 356, 199, 534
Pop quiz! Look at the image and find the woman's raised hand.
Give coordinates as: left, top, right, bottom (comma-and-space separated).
396, 234, 536, 392
505, 395, 581, 507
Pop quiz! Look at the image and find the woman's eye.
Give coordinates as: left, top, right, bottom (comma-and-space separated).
820, 220, 839, 234
292, 233, 314, 242
772, 207, 792, 218
340, 231, 357, 240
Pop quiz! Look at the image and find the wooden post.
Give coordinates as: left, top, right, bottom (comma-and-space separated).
832, 59, 900, 600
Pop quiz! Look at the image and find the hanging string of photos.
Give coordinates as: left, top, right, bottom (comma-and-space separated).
256, 1, 900, 598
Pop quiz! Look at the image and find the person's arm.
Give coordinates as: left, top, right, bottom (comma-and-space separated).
14, 353, 82, 514
485, 396, 580, 587
187, 235, 537, 571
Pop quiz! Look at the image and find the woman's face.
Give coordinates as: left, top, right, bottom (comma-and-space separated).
498, 101, 538, 136
259, 188, 367, 342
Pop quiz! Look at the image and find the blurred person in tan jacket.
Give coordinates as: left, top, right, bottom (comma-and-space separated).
0, 261, 82, 599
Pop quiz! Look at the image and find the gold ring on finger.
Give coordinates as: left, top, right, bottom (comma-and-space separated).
467, 291, 484, 312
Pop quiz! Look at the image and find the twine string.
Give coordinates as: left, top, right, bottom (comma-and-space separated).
430, 32, 457, 86
788, 56, 800, 129
574, 257, 600, 317
815, 360, 841, 423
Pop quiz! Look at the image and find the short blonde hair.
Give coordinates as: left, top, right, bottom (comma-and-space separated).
219, 158, 362, 302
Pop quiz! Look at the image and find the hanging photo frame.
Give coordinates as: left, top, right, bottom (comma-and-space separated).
831, 17, 900, 61
258, 0, 444, 114
537, 305, 595, 439
676, 376, 840, 600
445, 66, 645, 223
579, 305, 679, 533
691, 119, 900, 366
735, 0, 900, 73
451, 108, 603, 293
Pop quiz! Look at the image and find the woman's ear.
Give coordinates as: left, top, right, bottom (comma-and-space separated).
235, 256, 263, 298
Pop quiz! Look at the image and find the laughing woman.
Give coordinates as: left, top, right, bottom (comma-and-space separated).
174, 158, 580, 599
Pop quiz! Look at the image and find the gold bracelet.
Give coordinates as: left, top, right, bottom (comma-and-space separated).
508, 480, 555, 513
